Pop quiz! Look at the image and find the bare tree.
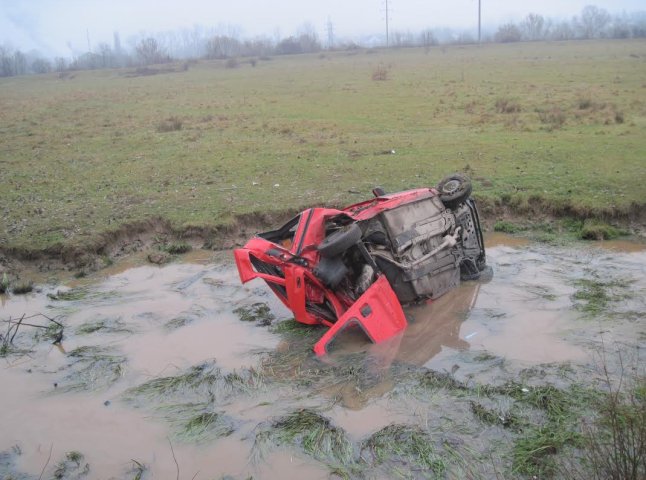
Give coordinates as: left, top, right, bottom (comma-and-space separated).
135, 37, 167, 65
31, 58, 51, 74
550, 20, 575, 40
96, 42, 114, 68
54, 57, 68, 73
495, 23, 522, 43
578, 5, 611, 38
205, 35, 241, 59
420, 29, 438, 48
521, 13, 546, 41
0, 46, 13, 76
13, 50, 27, 75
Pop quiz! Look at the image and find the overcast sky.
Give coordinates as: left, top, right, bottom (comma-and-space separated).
1, 0, 644, 56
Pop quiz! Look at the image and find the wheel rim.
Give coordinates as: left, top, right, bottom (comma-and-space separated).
442, 179, 461, 194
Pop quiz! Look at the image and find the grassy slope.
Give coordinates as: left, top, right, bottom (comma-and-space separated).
1, 39, 645, 253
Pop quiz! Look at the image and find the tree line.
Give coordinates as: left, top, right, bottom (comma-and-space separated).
1, 5, 644, 78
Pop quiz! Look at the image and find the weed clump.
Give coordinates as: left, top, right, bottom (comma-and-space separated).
371, 64, 389, 81
159, 403, 236, 443
572, 277, 631, 315
53, 451, 89, 479
124, 362, 220, 403
575, 375, 646, 480
495, 97, 521, 113
470, 401, 522, 431
156, 116, 182, 133
123, 361, 263, 407
361, 424, 446, 476
254, 409, 355, 470
61, 346, 127, 392
579, 219, 622, 240
76, 317, 131, 335
494, 220, 523, 233
179, 410, 235, 442
162, 242, 192, 254
538, 106, 567, 130
234, 302, 275, 325
11, 281, 33, 295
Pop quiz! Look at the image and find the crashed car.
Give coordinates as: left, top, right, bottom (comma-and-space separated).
234, 173, 487, 356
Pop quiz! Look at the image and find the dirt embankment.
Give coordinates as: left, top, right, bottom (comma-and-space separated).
1, 199, 645, 278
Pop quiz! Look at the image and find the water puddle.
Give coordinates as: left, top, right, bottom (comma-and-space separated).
1, 239, 645, 478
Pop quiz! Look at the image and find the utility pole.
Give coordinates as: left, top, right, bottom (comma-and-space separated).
327, 17, 334, 49
478, 0, 481, 44
385, 0, 390, 47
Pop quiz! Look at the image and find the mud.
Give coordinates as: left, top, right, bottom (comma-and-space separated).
1, 238, 645, 479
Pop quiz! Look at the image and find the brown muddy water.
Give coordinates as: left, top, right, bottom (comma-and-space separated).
1, 238, 645, 479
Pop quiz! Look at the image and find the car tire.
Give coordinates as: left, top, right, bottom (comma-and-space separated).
318, 223, 362, 258
437, 173, 473, 209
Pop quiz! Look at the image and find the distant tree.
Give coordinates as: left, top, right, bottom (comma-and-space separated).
71, 52, 101, 70
521, 13, 545, 41
276, 33, 320, 55
629, 12, 646, 37
420, 29, 438, 48
31, 58, 51, 74
135, 37, 167, 65
96, 42, 114, 68
205, 35, 241, 59
392, 31, 416, 47
495, 23, 522, 43
0, 46, 13, 76
610, 17, 632, 39
54, 57, 68, 73
578, 5, 611, 38
550, 20, 575, 40
13, 50, 27, 75
242, 36, 274, 57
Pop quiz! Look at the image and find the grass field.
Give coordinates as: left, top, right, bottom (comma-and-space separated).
1, 39, 645, 255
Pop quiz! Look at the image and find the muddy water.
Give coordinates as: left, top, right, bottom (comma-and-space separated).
1, 240, 645, 479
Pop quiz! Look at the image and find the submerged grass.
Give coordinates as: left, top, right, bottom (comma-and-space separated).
53, 451, 90, 479
234, 302, 275, 325
361, 424, 446, 477
61, 346, 126, 392
123, 362, 221, 403
572, 277, 633, 315
159, 403, 236, 443
253, 409, 356, 473
75, 317, 132, 335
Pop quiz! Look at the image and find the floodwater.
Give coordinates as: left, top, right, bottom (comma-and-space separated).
1, 238, 645, 479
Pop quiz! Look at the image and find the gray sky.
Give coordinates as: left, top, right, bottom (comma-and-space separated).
1, 0, 644, 56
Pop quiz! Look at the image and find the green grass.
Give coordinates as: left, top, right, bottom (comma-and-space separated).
361, 424, 447, 476
0, 40, 645, 255
572, 277, 633, 315
61, 345, 127, 391
233, 302, 275, 325
254, 409, 356, 471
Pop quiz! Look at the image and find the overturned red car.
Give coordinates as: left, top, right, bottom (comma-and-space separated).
234, 174, 488, 356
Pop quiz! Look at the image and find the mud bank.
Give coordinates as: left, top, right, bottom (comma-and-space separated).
1, 199, 645, 281
1, 237, 645, 479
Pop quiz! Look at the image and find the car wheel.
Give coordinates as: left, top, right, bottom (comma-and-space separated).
318, 223, 362, 257
437, 173, 473, 209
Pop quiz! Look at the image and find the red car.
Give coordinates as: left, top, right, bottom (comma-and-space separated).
234, 174, 487, 356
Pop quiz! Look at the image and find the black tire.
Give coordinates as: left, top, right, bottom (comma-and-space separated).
437, 173, 473, 209
318, 223, 362, 258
